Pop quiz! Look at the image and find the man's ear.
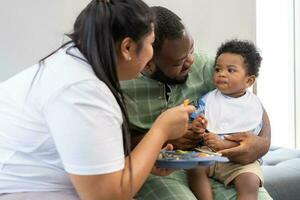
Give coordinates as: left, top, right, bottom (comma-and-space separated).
119, 37, 133, 61
246, 75, 256, 87
142, 60, 156, 75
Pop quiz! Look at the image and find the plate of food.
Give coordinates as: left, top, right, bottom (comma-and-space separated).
155, 149, 229, 169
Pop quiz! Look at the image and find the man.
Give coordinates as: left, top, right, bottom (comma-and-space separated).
121, 6, 272, 200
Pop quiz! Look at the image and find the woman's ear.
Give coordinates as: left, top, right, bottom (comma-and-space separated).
246, 75, 256, 87
119, 37, 134, 61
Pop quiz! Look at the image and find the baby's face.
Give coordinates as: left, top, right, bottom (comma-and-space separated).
213, 53, 251, 98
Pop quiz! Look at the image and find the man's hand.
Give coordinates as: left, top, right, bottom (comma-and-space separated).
167, 124, 202, 150
218, 133, 269, 164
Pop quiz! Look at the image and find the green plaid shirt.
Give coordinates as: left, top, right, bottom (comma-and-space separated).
121, 52, 215, 134
120, 53, 273, 200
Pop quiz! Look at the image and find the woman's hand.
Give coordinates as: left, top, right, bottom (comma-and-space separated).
151, 144, 176, 176
152, 105, 195, 141
151, 166, 175, 176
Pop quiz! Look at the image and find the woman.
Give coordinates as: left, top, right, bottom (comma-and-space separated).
0, 0, 195, 200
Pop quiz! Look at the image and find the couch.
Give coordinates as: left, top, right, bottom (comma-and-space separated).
262, 146, 300, 200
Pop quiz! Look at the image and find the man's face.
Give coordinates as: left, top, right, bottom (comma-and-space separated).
150, 30, 194, 85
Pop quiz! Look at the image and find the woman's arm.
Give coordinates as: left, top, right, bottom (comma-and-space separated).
69, 128, 166, 200
68, 105, 195, 200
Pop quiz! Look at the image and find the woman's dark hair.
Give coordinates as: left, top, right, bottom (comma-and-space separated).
34, 0, 154, 191
67, 0, 154, 156
215, 39, 262, 77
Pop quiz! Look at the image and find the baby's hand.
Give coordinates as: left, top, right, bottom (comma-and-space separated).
191, 115, 207, 134
203, 132, 224, 151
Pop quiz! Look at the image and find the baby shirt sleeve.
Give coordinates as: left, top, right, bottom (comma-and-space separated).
190, 94, 208, 121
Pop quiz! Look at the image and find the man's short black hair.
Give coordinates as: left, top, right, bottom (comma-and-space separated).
215, 39, 262, 77
151, 6, 185, 54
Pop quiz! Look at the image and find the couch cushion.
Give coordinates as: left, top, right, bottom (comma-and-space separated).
262, 147, 300, 200
262, 147, 300, 166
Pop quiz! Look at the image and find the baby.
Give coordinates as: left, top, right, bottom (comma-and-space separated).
188, 39, 265, 200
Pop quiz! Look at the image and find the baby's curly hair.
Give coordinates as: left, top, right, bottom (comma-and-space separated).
215, 39, 262, 77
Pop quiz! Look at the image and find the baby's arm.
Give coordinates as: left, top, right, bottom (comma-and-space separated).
203, 133, 239, 152
191, 115, 207, 134
192, 116, 239, 151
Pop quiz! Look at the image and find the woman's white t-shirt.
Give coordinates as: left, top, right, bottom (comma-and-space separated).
0, 45, 124, 193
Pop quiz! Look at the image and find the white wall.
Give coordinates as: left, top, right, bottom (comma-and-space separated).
0, 0, 90, 81
145, 0, 256, 56
296, 0, 300, 148
0, 0, 256, 81
256, 0, 299, 149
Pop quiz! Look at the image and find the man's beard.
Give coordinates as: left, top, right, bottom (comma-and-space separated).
150, 64, 189, 85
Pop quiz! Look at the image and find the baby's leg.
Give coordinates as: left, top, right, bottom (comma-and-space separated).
234, 172, 260, 200
187, 167, 212, 200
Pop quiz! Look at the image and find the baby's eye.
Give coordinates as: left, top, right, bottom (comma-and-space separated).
228, 68, 236, 73
215, 68, 220, 72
